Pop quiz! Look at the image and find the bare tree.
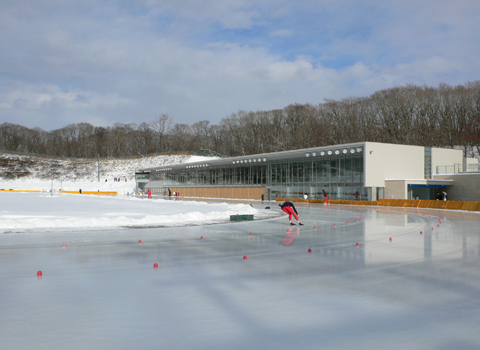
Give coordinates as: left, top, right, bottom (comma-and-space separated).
150, 114, 174, 153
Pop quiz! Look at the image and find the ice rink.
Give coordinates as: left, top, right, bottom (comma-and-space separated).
2, 201, 480, 349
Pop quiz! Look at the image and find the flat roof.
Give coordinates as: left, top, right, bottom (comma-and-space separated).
137, 141, 368, 173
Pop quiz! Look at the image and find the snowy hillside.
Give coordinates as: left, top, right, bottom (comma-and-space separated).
0, 153, 217, 194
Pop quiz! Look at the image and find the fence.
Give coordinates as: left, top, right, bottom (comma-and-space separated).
276, 197, 480, 212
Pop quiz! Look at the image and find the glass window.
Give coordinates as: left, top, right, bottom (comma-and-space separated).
330, 159, 338, 182
282, 163, 288, 183
345, 158, 352, 183
304, 161, 311, 183
353, 157, 362, 183
298, 162, 304, 184
292, 162, 298, 183
338, 158, 345, 183
322, 160, 329, 184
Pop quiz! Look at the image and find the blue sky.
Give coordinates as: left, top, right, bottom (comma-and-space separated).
1, 0, 479, 131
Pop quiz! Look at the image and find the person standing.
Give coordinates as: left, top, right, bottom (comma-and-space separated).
279, 201, 303, 225
322, 189, 328, 205
168, 188, 171, 197
442, 190, 448, 201
147, 189, 152, 199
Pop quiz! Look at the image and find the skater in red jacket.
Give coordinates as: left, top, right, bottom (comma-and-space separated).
279, 201, 303, 225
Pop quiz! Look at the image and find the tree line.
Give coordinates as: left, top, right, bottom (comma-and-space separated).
1, 81, 479, 159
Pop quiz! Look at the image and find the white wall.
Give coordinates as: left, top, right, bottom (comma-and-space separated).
364, 142, 425, 187
431, 148, 463, 175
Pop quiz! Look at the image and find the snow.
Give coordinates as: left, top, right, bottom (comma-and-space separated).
4, 152, 480, 349
0, 153, 220, 194
0, 152, 277, 233
0, 193, 275, 233
0, 153, 218, 184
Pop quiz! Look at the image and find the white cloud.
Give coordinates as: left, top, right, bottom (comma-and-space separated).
0, 85, 129, 111
0, 1, 479, 130
270, 29, 293, 37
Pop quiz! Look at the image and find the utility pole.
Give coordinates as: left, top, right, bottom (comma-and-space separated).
97, 155, 100, 182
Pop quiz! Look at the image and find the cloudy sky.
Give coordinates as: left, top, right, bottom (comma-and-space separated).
1, 0, 479, 131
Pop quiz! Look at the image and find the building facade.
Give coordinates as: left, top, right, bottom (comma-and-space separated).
136, 142, 471, 201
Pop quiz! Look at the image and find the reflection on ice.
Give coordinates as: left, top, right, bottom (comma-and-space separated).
1, 201, 480, 349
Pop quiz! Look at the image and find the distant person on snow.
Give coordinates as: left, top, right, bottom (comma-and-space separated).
147, 189, 152, 199
279, 201, 303, 226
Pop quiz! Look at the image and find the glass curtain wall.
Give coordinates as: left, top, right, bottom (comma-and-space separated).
270, 153, 363, 200
151, 151, 364, 200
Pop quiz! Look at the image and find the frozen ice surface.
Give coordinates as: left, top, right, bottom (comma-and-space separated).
1, 199, 480, 350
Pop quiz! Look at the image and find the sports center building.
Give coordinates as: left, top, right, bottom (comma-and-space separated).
135, 142, 479, 201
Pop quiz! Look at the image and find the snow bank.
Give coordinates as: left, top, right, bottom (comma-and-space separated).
0, 192, 277, 233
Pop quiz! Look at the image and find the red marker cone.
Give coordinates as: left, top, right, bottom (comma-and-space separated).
243, 255, 248, 260
200, 236, 204, 240
37, 271, 43, 276
138, 240, 142, 244
356, 243, 360, 247
308, 248, 312, 253
249, 232, 252, 236
389, 237, 392, 241
62, 243, 66, 248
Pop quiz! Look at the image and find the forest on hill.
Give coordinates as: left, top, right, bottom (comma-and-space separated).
1, 81, 479, 159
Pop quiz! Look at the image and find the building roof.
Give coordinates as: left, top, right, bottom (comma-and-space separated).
136, 141, 367, 173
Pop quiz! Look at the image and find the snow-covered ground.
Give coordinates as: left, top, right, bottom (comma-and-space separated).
0, 153, 214, 194
0, 192, 276, 233
0, 153, 277, 233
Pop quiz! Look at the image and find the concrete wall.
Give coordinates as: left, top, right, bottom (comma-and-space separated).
364, 143, 424, 187
385, 180, 407, 199
433, 173, 480, 201
431, 147, 463, 174
466, 157, 479, 166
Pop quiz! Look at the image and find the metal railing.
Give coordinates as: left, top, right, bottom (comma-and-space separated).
436, 163, 480, 174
